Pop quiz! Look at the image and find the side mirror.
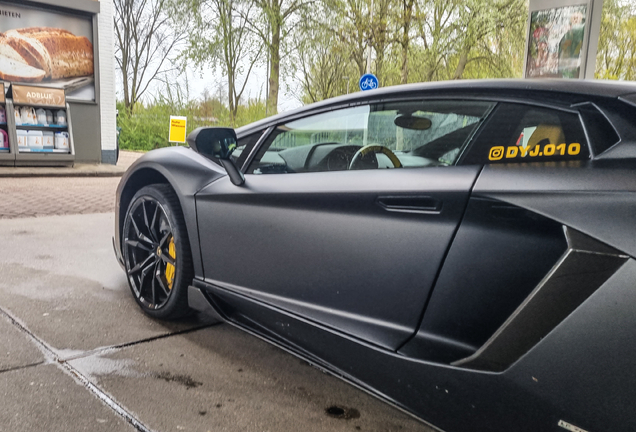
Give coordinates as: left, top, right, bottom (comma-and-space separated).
187, 127, 245, 186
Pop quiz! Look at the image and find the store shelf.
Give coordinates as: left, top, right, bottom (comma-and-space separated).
7, 92, 75, 166
15, 124, 68, 130
0, 148, 9, 152
18, 148, 70, 153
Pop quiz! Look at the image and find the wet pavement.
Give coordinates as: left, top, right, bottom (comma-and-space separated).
0, 211, 436, 431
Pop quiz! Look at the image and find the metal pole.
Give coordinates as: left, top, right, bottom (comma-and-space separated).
366, 0, 373, 74
265, 21, 270, 116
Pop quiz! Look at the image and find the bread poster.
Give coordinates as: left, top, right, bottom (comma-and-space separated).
0, 2, 94, 100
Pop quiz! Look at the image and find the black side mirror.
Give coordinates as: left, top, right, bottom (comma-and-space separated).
187, 127, 245, 186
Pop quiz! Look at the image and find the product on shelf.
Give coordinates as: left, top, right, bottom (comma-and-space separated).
42, 131, 53, 149
54, 131, 69, 150
27, 130, 43, 149
16, 129, 27, 147
36, 108, 47, 125
55, 109, 66, 126
0, 106, 5, 123
0, 129, 8, 149
20, 106, 36, 125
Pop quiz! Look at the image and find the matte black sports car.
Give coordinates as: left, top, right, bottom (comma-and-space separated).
114, 80, 636, 432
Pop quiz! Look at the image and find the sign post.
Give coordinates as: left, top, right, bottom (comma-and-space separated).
169, 116, 187, 145
359, 73, 379, 91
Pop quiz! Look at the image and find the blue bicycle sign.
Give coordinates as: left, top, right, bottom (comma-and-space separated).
359, 73, 379, 91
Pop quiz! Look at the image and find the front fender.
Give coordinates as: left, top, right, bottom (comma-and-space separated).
115, 146, 227, 279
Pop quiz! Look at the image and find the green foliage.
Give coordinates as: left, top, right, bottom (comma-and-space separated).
116, 0, 636, 148
596, 0, 636, 80
117, 98, 267, 152
294, 0, 528, 103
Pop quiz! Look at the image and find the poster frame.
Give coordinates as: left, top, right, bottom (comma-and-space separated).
523, 0, 597, 79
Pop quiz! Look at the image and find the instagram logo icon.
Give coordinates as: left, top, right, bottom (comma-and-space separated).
489, 146, 504, 161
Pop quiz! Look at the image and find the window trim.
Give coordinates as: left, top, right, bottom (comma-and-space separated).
570, 101, 622, 158
239, 126, 275, 173
456, 100, 593, 166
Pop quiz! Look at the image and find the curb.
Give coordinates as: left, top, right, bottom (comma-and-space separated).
0, 151, 143, 178
0, 165, 127, 178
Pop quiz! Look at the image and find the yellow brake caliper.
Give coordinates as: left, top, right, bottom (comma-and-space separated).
165, 237, 176, 290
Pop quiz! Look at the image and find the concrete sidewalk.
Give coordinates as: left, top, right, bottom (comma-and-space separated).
0, 152, 145, 218
0, 151, 144, 178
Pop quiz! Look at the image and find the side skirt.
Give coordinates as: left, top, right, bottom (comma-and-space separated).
189, 278, 559, 432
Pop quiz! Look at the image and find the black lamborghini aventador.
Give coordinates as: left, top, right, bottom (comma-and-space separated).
114, 79, 636, 432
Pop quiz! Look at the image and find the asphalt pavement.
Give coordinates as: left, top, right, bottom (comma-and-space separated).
0, 159, 435, 432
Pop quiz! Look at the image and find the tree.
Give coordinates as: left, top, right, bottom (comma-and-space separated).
296, 26, 352, 103
189, 0, 261, 124
296, 0, 530, 103
333, 0, 371, 78
596, 0, 636, 80
415, 0, 462, 82
452, 0, 526, 80
395, 0, 416, 84
245, 0, 313, 114
114, 0, 192, 112
369, 0, 392, 84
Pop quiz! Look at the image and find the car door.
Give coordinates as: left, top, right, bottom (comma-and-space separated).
196, 99, 494, 350
398, 101, 618, 368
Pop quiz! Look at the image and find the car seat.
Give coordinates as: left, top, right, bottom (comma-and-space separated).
526, 124, 565, 149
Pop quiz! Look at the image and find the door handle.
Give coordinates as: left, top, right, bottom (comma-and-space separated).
376, 196, 442, 214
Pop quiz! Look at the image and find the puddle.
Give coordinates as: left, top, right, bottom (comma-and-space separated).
325, 405, 361, 420
70, 354, 140, 381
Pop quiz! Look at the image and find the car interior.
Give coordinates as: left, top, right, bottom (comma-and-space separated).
246, 100, 495, 174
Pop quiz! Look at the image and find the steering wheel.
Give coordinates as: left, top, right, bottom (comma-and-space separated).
348, 145, 402, 170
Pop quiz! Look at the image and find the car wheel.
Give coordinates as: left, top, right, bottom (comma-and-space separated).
122, 184, 193, 319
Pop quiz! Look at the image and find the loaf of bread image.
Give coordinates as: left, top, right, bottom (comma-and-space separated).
0, 34, 46, 82
0, 27, 93, 82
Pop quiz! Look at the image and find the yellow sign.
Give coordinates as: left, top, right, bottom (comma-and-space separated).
12, 84, 65, 107
169, 116, 187, 143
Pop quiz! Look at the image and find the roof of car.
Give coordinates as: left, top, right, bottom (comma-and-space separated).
237, 79, 636, 135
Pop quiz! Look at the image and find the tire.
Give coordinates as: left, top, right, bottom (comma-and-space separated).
122, 184, 194, 319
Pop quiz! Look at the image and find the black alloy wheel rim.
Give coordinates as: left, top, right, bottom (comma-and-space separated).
124, 197, 177, 310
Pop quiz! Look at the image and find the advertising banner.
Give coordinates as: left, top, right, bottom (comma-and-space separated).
12, 84, 65, 107
0, 2, 94, 100
525, 4, 588, 78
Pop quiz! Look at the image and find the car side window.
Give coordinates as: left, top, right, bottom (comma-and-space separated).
247, 100, 494, 174
461, 103, 590, 165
